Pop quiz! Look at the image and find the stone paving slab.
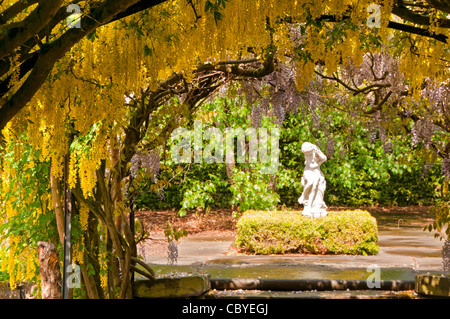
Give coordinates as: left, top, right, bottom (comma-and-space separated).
139, 212, 448, 298
206, 289, 417, 299
141, 210, 448, 293
146, 224, 445, 272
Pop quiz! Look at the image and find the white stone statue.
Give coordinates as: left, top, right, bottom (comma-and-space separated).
298, 142, 328, 217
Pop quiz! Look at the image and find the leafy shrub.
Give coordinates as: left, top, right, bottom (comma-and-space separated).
278, 108, 442, 206
426, 196, 450, 240
230, 165, 280, 212
179, 178, 221, 216
134, 95, 281, 213
0, 270, 8, 282
235, 210, 379, 255
135, 96, 443, 212
134, 162, 231, 212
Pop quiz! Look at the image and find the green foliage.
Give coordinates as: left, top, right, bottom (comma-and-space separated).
0, 270, 8, 281
204, 0, 229, 23
235, 210, 379, 255
134, 178, 184, 211
230, 165, 279, 212
426, 194, 450, 240
135, 95, 442, 213
179, 178, 218, 216
278, 107, 442, 206
164, 222, 188, 242
134, 161, 232, 212
135, 95, 281, 214
201, 95, 281, 212
0, 134, 59, 286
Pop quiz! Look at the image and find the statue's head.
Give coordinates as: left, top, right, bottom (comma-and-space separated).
301, 142, 316, 155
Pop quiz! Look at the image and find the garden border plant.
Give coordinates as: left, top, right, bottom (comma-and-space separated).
235, 209, 379, 255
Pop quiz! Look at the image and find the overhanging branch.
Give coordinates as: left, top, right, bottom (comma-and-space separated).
317, 13, 448, 43
0, 0, 64, 61
0, 0, 448, 134
0, 0, 145, 132
392, 5, 450, 28
388, 21, 448, 43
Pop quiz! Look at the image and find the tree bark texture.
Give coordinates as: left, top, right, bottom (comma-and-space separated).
50, 166, 65, 246
37, 241, 62, 299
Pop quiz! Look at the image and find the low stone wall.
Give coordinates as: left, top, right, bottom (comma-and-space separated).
134, 273, 211, 298
211, 278, 415, 291
416, 274, 450, 298
5, 274, 447, 299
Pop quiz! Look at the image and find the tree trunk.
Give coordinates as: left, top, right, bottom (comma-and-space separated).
110, 136, 123, 231
82, 213, 104, 299
37, 241, 62, 299
50, 166, 65, 246
80, 267, 100, 299
226, 162, 235, 184
443, 239, 450, 273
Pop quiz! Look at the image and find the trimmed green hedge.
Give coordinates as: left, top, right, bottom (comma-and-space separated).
235, 210, 379, 255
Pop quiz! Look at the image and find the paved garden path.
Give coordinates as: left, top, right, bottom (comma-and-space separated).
143, 209, 446, 281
